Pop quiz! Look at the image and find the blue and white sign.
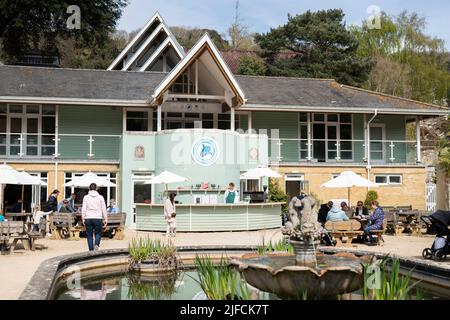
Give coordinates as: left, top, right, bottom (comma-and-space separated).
191, 137, 220, 166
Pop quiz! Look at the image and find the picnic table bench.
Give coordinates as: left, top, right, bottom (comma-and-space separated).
51, 212, 126, 240
0, 221, 43, 253
325, 220, 363, 246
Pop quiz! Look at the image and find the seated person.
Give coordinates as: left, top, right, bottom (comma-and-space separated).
363, 201, 385, 245
340, 201, 353, 218
59, 200, 71, 213
107, 199, 120, 214
0, 213, 4, 222
318, 201, 333, 225
10, 199, 23, 213
354, 200, 368, 217
326, 206, 349, 222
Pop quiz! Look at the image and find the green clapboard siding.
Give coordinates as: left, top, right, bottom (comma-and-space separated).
353, 114, 365, 163
58, 106, 122, 160
253, 112, 299, 162
136, 204, 282, 232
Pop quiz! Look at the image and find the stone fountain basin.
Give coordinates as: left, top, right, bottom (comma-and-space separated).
230, 252, 371, 299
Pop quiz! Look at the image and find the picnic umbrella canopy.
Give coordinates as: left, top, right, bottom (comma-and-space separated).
320, 171, 378, 206
144, 171, 188, 194
240, 166, 282, 191
63, 172, 116, 188
0, 165, 47, 213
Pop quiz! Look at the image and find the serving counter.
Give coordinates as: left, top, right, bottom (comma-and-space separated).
135, 202, 283, 232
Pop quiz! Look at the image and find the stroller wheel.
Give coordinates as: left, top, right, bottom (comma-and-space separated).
422, 248, 433, 259
434, 249, 447, 261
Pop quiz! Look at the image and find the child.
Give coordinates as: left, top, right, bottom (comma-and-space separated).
32, 205, 52, 233
168, 212, 177, 237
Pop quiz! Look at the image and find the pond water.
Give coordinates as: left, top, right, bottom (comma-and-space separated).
53, 269, 449, 300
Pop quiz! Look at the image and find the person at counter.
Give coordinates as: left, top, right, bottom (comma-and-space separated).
224, 182, 239, 204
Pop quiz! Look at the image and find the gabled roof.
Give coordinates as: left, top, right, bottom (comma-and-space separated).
0, 65, 447, 116
151, 33, 246, 105
236, 75, 449, 115
107, 12, 185, 71
0, 65, 166, 106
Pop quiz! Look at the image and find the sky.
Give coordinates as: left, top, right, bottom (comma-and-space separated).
117, 0, 450, 50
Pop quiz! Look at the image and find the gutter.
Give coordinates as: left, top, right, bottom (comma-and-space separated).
0, 96, 151, 107
239, 104, 449, 116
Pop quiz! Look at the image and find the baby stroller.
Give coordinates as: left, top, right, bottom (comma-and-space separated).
421, 210, 450, 261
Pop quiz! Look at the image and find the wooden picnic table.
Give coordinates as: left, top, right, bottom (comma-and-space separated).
396, 211, 421, 235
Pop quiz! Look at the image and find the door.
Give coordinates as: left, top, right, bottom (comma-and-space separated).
9, 117, 22, 156
313, 123, 325, 162
370, 126, 385, 162
326, 124, 338, 161
26, 117, 39, 156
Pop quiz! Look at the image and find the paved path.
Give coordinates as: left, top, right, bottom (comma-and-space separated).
0, 229, 447, 300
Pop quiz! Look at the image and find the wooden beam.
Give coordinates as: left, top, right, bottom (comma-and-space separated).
167, 93, 225, 100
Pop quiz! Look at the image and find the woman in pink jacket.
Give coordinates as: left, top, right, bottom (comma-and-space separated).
82, 183, 108, 251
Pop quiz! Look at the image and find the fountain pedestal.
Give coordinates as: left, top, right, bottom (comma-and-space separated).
290, 239, 320, 265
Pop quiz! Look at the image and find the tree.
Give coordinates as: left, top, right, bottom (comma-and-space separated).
352, 11, 450, 105
0, 0, 128, 62
58, 30, 130, 69
227, 0, 258, 51
237, 56, 266, 76
171, 26, 229, 51
254, 9, 373, 86
366, 54, 412, 98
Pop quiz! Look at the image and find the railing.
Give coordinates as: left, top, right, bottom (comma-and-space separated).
268, 138, 419, 164
0, 133, 121, 160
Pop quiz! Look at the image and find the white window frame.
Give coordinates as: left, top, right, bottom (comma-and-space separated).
2, 104, 56, 158
124, 108, 152, 133
374, 174, 402, 185
369, 123, 386, 163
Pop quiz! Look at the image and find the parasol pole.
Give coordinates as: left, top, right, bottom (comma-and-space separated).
21, 185, 24, 212
347, 187, 350, 207
0, 183, 4, 214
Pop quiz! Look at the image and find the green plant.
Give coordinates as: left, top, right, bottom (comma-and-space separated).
237, 56, 267, 76
256, 238, 294, 255
192, 255, 250, 300
364, 190, 378, 209
268, 178, 288, 213
437, 132, 450, 175
128, 237, 177, 269
362, 256, 421, 300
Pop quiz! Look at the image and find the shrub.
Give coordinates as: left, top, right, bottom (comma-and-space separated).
364, 190, 378, 209
237, 56, 266, 76
268, 178, 288, 213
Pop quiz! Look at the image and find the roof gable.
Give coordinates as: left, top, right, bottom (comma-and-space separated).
151, 33, 246, 105
107, 12, 185, 71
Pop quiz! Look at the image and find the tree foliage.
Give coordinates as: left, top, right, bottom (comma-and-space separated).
0, 0, 128, 62
437, 126, 450, 175
237, 55, 266, 76
352, 11, 450, 105
171, 26, 229, 51
254, 9, 373, 86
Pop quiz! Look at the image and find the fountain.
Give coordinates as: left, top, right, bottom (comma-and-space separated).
231, 194, 371, 299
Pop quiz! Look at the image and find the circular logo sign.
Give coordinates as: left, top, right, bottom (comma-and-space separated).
191, 137, 220, 166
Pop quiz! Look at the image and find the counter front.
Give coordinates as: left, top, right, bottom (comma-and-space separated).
135, 202, 283, 232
